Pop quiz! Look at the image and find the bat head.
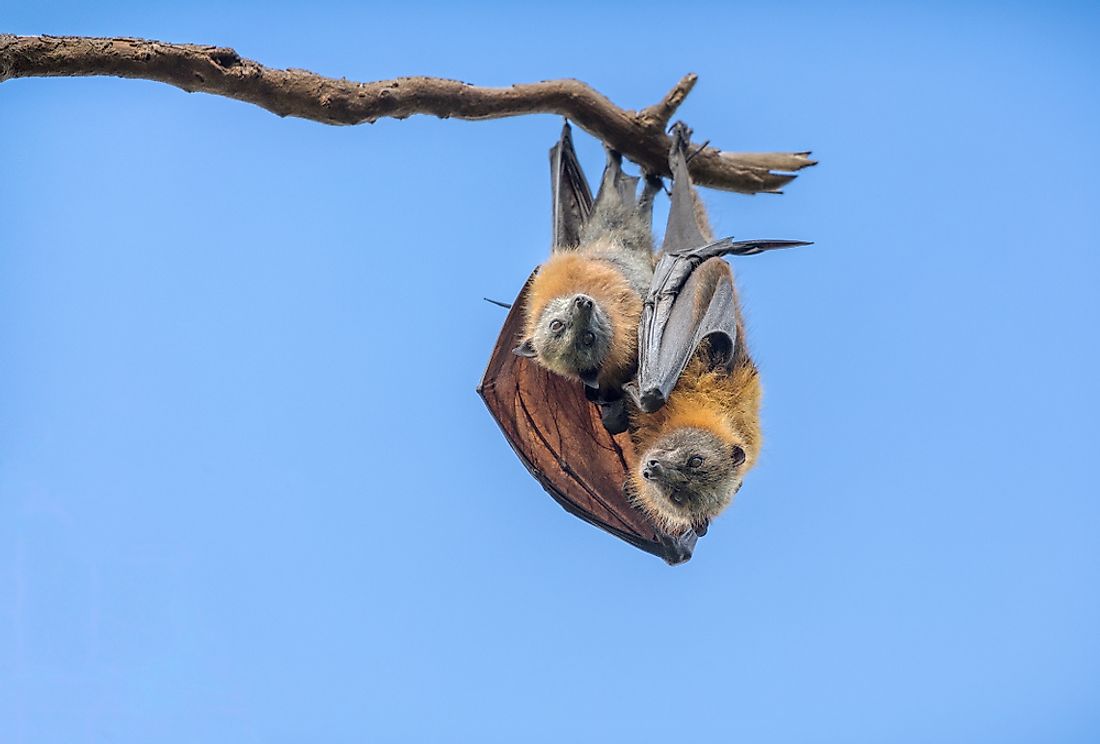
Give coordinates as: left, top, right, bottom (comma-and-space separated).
513, 293, 614, 388
631, 426, 748, 534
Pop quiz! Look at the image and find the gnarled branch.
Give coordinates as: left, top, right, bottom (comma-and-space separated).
0, 35, 816, 193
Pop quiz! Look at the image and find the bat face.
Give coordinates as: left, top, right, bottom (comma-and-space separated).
632, 426, 748, 534
523, 293, 614, 386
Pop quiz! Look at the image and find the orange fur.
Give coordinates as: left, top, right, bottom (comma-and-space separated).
629, 352, 763, 503
630, 258, 762, 475
524, 251, 642, 387
627, 180, 764, 532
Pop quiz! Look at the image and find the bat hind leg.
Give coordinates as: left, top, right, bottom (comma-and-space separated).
637, 173, 663, 224
597, 396, 629, 436
585, 385, 630, 435
582, 146, 660, 256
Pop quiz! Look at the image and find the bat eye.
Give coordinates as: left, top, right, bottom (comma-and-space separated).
549, 319, 564, 333
731, 446, 746, 467
687, 455, 704, 469
582, 331, 595, 346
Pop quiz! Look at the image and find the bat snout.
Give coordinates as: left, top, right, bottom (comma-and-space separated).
571, 294, 596, 323
642, 459, 666, 481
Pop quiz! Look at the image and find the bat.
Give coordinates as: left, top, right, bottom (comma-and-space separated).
625, 123, 811, 536
510, 123, 661, 435
480, 122, 810, 563
479, 123, 694, 564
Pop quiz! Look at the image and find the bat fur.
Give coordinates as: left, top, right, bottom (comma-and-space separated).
627, 154, 763, 536
515, 149, 659, 394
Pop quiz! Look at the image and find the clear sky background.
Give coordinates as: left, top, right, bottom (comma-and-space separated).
2, 2, 1098, 742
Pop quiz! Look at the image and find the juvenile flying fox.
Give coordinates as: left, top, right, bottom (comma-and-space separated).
513, 124, 660, 402
626, 123, 808, 536
629, 309, 762, 537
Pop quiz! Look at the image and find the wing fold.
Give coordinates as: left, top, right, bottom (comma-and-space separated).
630, 123, 812, 412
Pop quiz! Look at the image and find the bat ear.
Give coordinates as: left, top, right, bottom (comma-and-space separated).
512, 338, 538, 358
731, 445, 746, 467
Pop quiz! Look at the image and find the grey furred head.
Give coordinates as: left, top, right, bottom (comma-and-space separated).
513, 293, 613, 386
634, 427, 747, 532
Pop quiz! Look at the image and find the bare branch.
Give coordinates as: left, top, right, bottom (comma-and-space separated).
0, 35, 816, 193
638, 73, 698, 130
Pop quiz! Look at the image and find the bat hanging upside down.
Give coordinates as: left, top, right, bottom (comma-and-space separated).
512, 125, 662, 434
480, 122, 810, 563
624, 124, 810, 536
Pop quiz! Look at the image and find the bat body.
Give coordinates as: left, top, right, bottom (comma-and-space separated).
513, 124, 660, 432
626, 124, 811, 536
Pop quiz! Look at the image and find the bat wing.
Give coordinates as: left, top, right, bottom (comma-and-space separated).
479, 274, 697, 565
630, 123, 812, 412
550, 122, 594, 251
660, 124, 711, 255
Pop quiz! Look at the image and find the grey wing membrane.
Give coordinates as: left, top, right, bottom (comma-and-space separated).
550, 122, 594, 251
629, 123, 812, 413
660, 123, 710, 255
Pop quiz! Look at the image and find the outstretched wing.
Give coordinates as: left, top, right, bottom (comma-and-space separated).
479, 274, 697, 565
550, 122, 594, 251
630, 123, 812, 412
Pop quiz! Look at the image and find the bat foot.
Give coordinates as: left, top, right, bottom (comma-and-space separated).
599, 398, 629, 436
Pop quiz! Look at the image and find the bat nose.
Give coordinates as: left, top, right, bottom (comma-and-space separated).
643, 460, 665, 481
574, 295, 593, 311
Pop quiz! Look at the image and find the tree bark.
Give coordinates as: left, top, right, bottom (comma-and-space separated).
0, 35, 816, 193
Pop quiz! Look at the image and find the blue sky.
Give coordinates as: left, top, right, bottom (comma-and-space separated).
2, 2, 1099, 742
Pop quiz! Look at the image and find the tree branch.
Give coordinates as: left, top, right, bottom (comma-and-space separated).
0, 35, 816, 193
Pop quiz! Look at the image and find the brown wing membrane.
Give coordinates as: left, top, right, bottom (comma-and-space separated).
479, 273, 697, 564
